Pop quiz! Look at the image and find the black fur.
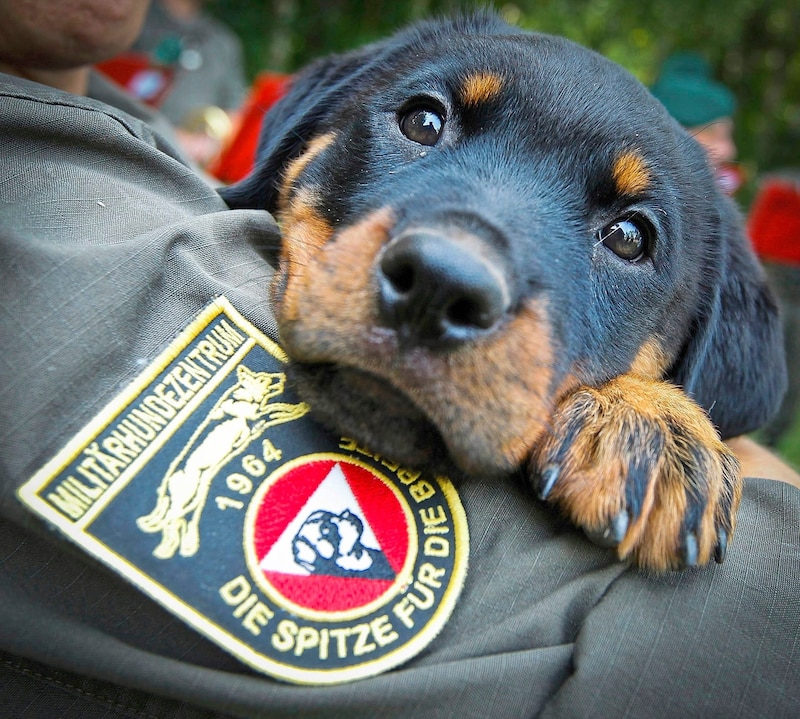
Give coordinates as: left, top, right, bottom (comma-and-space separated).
223, 14, 785, 440
221, 14, 786, 568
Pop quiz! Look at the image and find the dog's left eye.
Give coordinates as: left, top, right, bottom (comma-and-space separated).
399, 107, 444, 146
598, 217, 650, 262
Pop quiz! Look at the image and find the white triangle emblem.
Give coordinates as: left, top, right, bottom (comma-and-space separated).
259, 463, 384, 576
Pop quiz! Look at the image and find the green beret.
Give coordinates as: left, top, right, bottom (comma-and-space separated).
651, 53, 736, 127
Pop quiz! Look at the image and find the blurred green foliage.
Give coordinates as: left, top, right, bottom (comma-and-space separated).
210, 0, 800, 203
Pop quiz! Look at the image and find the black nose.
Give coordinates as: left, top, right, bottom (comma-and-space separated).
377, 231, 510, 347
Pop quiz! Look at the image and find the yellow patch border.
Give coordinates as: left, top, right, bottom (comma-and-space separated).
17, 296, 469, 685
18, 297, 282, 527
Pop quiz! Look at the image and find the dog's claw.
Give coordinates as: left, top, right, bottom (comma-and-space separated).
584, 510, 629, 548
683, 532, 699, 568
528, 377, 743, 571
537, 464, 560, 500
714, 529, 728, 564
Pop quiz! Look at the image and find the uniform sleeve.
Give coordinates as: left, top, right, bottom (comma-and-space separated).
0, 75, 281, 522
539, 478, 800, 719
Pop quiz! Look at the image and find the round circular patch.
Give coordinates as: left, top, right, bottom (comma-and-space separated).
243, 452, 468, 684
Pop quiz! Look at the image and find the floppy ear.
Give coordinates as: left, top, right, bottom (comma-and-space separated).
220, 46, 378, 212
669, 194, 787, 438
220, 13, 512, 213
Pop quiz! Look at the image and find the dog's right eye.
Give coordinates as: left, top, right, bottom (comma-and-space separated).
399, 107, 444, 146
598, 216, 651, 263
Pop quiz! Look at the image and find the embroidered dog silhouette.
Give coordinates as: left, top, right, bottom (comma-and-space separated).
137, 365, 308, 559
292, 508, 394, 579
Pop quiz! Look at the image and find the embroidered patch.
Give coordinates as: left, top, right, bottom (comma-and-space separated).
18, 297, 468, 685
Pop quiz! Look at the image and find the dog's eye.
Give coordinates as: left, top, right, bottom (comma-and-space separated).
399, 107, 444, 146
598, 217, 650, 262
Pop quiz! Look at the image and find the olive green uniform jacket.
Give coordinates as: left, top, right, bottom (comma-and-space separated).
1, 72, 798, 719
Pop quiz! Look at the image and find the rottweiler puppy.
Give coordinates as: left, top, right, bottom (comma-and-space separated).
223, 13, 786, 571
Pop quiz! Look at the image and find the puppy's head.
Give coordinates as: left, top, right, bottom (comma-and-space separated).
223, 14, 786, 476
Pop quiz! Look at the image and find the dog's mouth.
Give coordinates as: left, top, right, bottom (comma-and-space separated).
273, 208, 560, 477
285, 361, 455, 474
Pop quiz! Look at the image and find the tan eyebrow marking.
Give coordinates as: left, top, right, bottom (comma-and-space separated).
612, 151, 651, 196
278, 131, 337, 209
459, 72, 504, 106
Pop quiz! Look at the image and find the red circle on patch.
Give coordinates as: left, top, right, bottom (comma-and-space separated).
247, 456, 415, 617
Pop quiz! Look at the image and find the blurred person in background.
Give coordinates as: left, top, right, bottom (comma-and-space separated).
651, 52, 742, 195
653, 53, 800, 454
131, 0, 248, 165
0, 0, 176, 135
748, 174, 800, 449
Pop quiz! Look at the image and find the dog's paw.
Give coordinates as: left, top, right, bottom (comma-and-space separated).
529, 375, 742, 571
